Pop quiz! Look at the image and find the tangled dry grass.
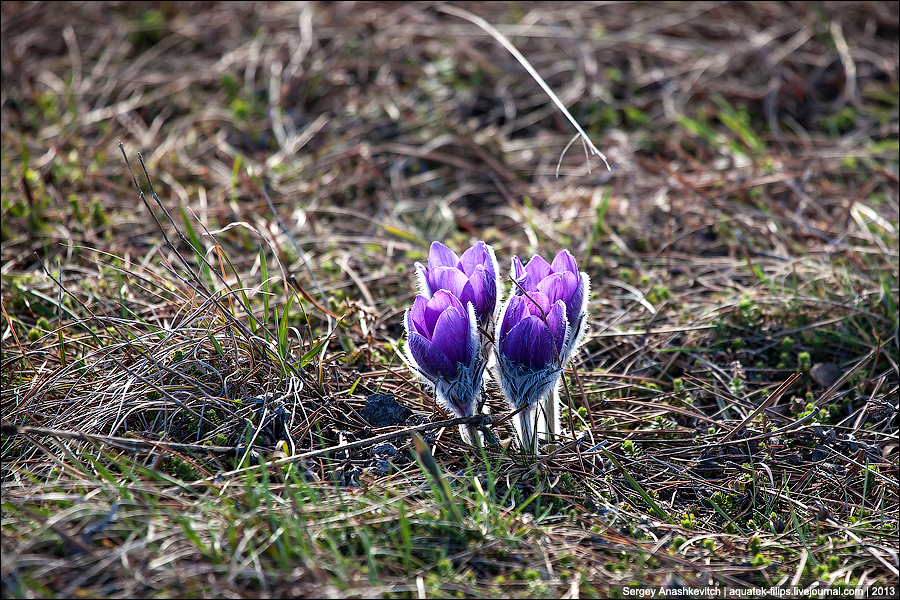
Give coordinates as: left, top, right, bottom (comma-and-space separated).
2, 2, 898, 598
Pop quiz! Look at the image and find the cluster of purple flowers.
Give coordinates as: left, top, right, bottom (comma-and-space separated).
402, 241, 589, 452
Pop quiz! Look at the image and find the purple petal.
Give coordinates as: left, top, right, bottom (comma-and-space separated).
432, 305, 471, 366
566, 274, 586, 329
458, 282, 477, 315
551, 249, 578, 275
468, 265, 496, 323
523, 293, 566, 356
408, 331, 455, 379
545, 300, 569, 355
511, 256, 529, 293
428, 242, 459, 270
522, 291, 552, 318
409, 295, 431, 338
525, 322, 556, 369
536, 271, 578, 305
481, 266, 497, 317
502, 316, 554, 370
524, 255, 552, 284
500, 295, 527, 340
468, 266, 486, 312
424, 290, 462, 334
429, 266, 470, 299
500, 316, 530, 364
459, 242, 492, 277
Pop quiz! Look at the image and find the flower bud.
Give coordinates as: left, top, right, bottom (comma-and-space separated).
403, 290, 486, 444
415, 241, 500, 335
495, 291, 567, 452
498, 250, 590, 451
511, 249, 589, 361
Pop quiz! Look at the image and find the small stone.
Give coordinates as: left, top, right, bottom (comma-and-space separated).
360, 393, 412, 427
810, 363, 842, 389
372, 442, 398, 456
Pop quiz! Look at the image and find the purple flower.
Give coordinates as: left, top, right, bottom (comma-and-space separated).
511, 249, 589, 360
415, 241, 499, 333
495, 291, 567, 452
499, 293, 567, 371
496, 250, 590, 452
406, 291, 474, 381
403, 290, 486, 442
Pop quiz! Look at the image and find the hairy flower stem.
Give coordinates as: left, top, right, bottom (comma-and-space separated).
536, 385, 561, 444
513, 408, 537, 455
459, 423, 483, 448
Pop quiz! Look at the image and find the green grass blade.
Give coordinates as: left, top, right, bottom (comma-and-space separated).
601, 447, 674, 525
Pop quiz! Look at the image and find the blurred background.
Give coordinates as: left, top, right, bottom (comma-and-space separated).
3, 2, 896, 269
